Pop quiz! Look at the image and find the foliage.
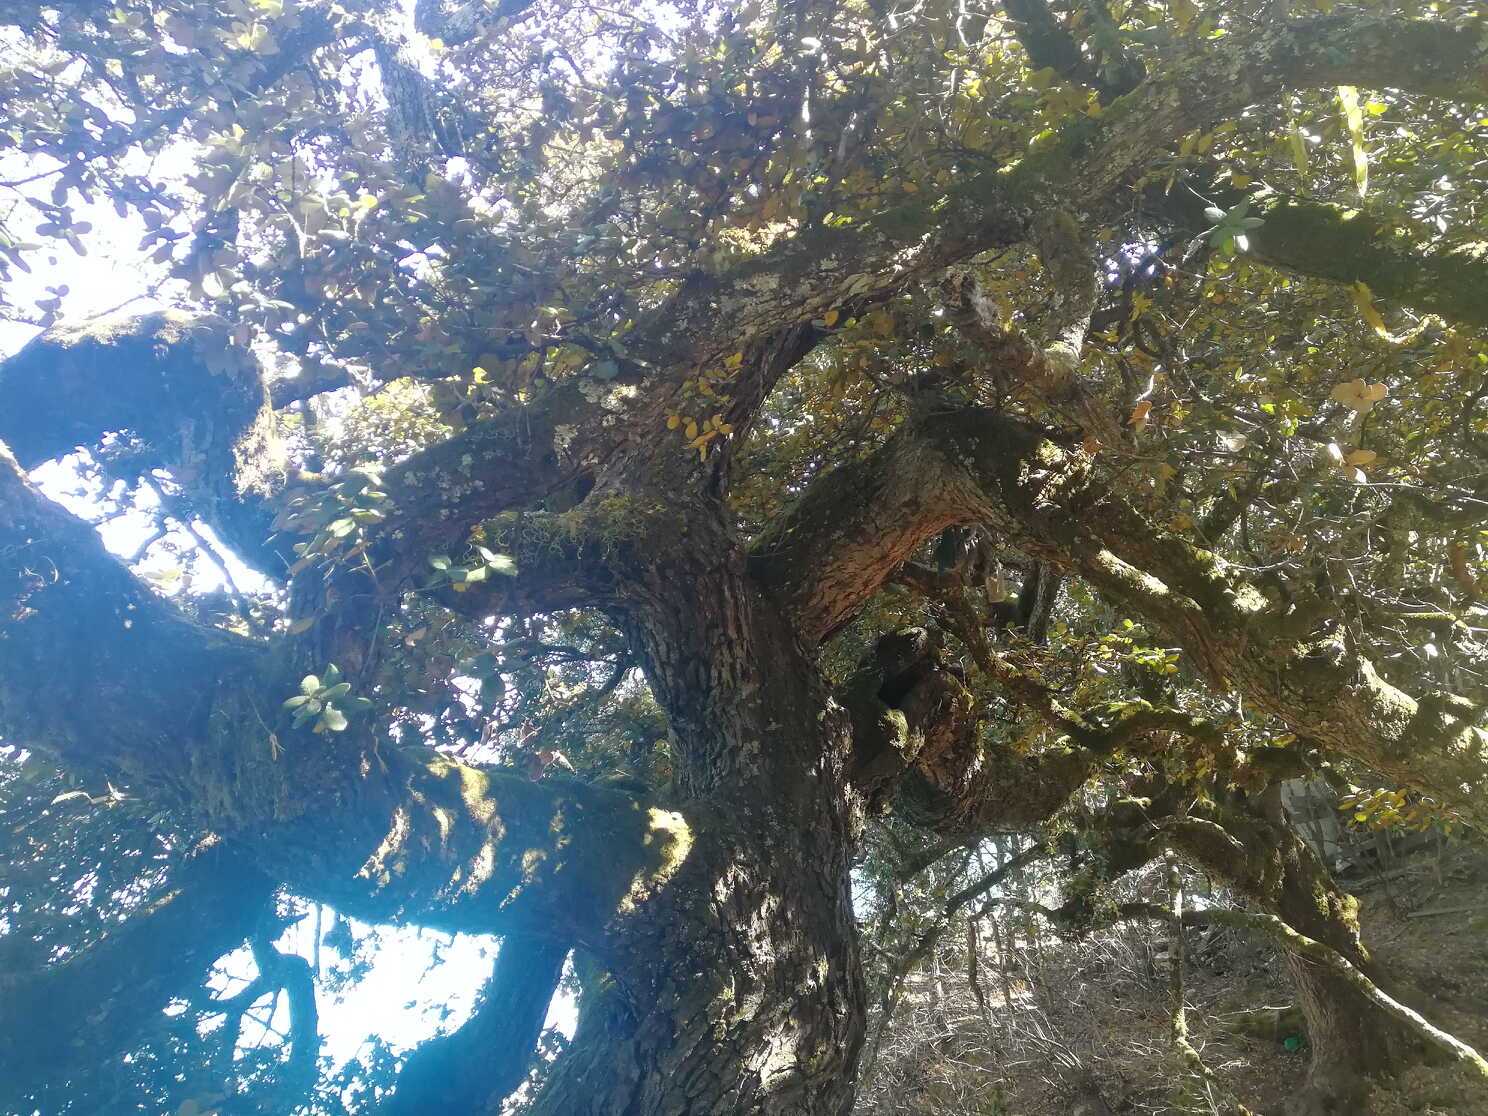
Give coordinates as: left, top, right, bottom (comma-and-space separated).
1, 0, 1487, 1112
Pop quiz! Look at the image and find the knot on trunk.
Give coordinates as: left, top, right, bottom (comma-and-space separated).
842, 627, 978, 810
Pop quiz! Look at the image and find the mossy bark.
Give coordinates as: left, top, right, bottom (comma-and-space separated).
1168, 792, 1423, 1114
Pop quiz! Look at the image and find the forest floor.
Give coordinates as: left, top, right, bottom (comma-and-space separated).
858, 839, 1488, 1115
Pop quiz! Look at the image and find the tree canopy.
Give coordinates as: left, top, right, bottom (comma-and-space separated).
1, 0, 1487, 1113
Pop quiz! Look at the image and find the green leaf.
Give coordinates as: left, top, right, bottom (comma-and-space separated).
282, 694, 312, 709
429, 555, 452, 570
319, 706, 349, 732
321, 682, 352, 699
459, 652, 499, 677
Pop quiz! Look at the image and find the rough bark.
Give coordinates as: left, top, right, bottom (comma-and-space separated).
2, 11, 1484, 1112
514, 491, 868, 1114
839, 626, 1095, 831
4, 422, 870, 1110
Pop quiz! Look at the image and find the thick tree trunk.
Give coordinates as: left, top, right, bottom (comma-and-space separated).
1266, 825, 1422, 1114
509, 489, 869, 1114
526, 824, 864, 1115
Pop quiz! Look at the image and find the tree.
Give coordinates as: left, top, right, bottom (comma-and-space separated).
1, 0, 1486, 1113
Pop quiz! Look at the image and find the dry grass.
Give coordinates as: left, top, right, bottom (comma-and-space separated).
857, 843, 1488, 1116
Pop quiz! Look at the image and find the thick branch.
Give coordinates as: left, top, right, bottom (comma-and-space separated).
681, 15, 1486, 368
751, 403, 1488, 827
0, 442, 259, 773
0, 446, 695, 943
839, 626, 1095, 833
386, 934, 568, 1115
249, 933, 320, 1087
0, 311, 288, 572
0, 843, 275, 1097
1155, 186, 1488, 330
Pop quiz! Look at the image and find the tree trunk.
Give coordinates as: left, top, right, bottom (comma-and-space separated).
526, 829, 864, 1115
515, 491, 869, 1114
1267, 823, 1421, 1114
1169, 790, 1423, 1114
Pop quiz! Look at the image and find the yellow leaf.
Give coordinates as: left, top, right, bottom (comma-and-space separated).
666, 414, 680, 430
1169, 0, 1197, 31
1287, 122, 1310, 181
725, 351, 744, 369
1128, 400, 1153, 432
1337, 85, 1368, 197
1350, 281, 1390, 338
822, 308, 839, 328
685, 420, 698, 439
1344, 448, 1377, 467
1330, 376, 1388, 412
1027, 66, 1057, 91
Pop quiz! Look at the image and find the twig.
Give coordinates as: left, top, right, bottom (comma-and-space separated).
1166, 855, 1255, 1116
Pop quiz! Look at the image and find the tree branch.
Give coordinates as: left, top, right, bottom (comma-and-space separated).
749, 403, 1488, 827
0, 311, 289, 572
0, 842, 276, 1098
1152, 184, 1488, 330
1110, 901, 1488, 1080
1165, 855, 1256, 1116
0, 445, 698, 944
385, 933, 568, 1115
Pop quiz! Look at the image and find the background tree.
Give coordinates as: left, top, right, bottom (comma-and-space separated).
2, 0, 1487, 1113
